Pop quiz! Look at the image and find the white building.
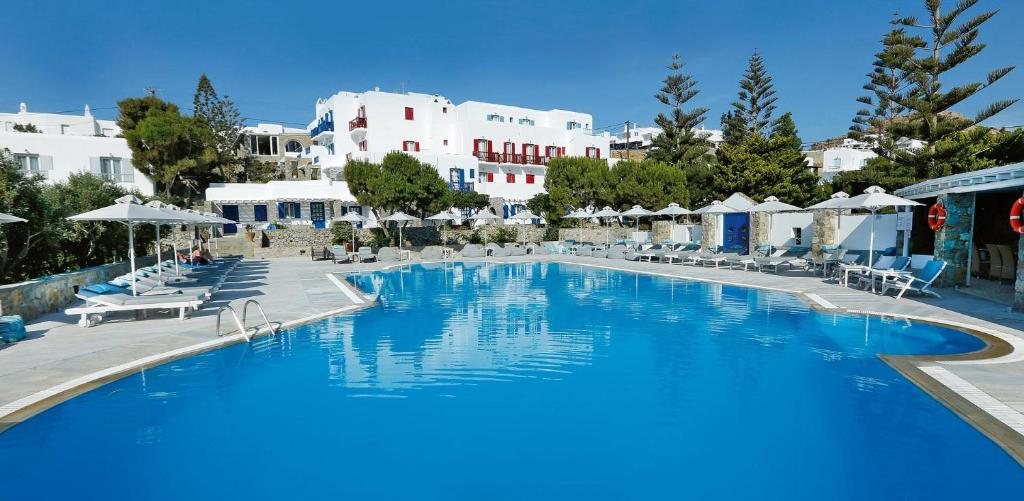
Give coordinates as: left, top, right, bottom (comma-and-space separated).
303, 88, 612, 216
205, 179, 370, 233
0, 103, 155, 195
812, 136, 926, 182
609, 125, 724, 151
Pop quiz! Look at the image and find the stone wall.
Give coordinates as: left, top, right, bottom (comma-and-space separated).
932, 193, 973, 288
1016, 233, 1024, 312
558, 227, 633, 244
0, 256, 157, 321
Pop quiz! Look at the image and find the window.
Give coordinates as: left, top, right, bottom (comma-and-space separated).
281, 202, 301, 218
327, 143, 335, 155
404, 107, 414, 120
504, 142, 515, 154
469, 169, 475, 179
487, 114, 506, 123
585, 147, 600, 159
100, 157, 126, 182
566, 121, 582, 130
443, 139, 448, 146
860, 158, 868, 167
60, 124, 70, 135
526, 174, 535, 184
486, 172, 494, 182
506, 173, 515, 183
832, 157, 842, 168
518, 118, 535, 126
358, 140, 368, 152
248, 135, 279, 156
442, 107, 447, 114
285, 140, 303, 153
14, 154, 39, 174
402, 140, 420, 152
792, 227, 803, 245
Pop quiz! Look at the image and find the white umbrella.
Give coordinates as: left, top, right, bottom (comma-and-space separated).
510, 209, 540, 245
654, 202, 691, 223
749, 196, 804, 254
334, 211, 366, 252
69, 195, 184, 295
145, 201, 196, 280
469, 209, 500, 246
384, 211, 420, 249
592, 206, 622, 247
0, 213, 26, 314
563, 208, 590, 243
621, 205, 654, 244
426, 211, 455, 251
695, 200, 738, 214
826, 186, 922, 266
0, 213, 27, 224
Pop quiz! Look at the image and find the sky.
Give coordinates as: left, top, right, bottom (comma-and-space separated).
3, 0, 1022, 144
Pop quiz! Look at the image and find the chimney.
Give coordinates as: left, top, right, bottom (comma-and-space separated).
18, 102, 27, 113
84, 104, 92, 117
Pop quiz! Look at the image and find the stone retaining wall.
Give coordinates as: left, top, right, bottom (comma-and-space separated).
933, 193, 973, 288
0, 256, 158, 321
557, 227, 632, 244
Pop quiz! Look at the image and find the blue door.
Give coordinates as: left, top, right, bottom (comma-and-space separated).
222, 205, 239, 234
253, 204, 268, 222
449, 168, 465, 191
722, 213, 749, 251
310, 202, 326, 229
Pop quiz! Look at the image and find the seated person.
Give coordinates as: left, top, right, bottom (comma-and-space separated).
191, 247, 209, 265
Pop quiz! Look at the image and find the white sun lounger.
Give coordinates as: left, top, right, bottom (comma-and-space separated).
66, 291, 205, 327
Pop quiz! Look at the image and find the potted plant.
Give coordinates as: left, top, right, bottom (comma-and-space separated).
244, 224, 256, 242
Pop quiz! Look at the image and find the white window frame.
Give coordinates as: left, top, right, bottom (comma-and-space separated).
15, 154, 39, 174
100, 157, 123, 182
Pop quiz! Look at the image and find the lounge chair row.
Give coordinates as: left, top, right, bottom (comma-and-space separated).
65, 257, 242, 327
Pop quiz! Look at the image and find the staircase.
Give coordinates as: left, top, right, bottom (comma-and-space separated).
214, 235, 257, 258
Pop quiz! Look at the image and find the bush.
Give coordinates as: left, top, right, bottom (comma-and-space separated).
330, 221, 354, 245
491, 226, 519, 244
543, 226, 560, 241
468, 228, 483, 245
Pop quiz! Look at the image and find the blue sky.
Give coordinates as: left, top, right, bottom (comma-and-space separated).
3, 0, 1022, 143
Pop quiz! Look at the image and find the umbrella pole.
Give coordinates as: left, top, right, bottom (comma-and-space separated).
171, 235, 179, 275
868, 210, 876, 267
155, 224, 162, 282
128, 223, 138, 296
352, 222, 358, 252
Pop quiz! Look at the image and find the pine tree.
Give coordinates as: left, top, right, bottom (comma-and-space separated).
192, 74, 244, 180
648, 54, 713, 167
725, 50, 779, 141
887, 0, 1017, 178
849, 28, 916, 153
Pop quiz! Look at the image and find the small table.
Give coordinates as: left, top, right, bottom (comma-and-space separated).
348, 252, 361, 263
841, 265, 871, 288
870, 269, 912, 293
399, 249, 412, 261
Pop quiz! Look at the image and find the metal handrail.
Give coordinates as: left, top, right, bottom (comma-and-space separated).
217, 300, 276, 343
216, 305, 252, 342
242, 299, 276, 337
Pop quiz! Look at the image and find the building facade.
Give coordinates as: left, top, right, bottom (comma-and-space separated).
0, 103, 155, 195
609, 125, 724, 152
240, 123, 317, 180
303, 89, 612, 212
205, 179, 370, 233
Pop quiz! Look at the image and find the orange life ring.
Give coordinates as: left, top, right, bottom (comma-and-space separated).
927, 203, 947, 231
1011, 197, 1024, 233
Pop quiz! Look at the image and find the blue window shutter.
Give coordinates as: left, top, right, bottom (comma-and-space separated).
294, 203, 301, 218
277, 203, 285, 218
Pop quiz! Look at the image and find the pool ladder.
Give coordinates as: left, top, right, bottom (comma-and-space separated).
216, 300, 276, 343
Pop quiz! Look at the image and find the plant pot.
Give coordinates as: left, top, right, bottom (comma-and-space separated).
245, 232, 256, 242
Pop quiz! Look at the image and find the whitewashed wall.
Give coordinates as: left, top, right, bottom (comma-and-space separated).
835, 213, 898, 250
766, 212, 813, 248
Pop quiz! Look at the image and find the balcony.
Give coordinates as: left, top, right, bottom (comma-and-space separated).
449, 181, 476, 192
348, 116, 367, 131
310, 119, 335, 138
473, 151, 548, 166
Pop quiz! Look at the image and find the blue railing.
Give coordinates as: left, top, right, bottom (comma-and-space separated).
310, 118, 335, 137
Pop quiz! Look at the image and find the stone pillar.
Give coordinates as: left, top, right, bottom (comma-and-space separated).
701, 214, 718, 250
652, 220, 672, 243
811, 209, 838, 257
748, 212, 769, 254
932, 193, 974, 288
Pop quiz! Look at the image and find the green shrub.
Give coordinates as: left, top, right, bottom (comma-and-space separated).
543, 226, 559, 241
491, 226, 519, 244
468, 229, 483, 245
330, 221, 354, 245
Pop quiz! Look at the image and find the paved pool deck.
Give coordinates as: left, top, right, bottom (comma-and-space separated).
2, 254, 1023, 461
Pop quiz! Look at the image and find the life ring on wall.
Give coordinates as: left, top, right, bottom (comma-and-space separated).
1011, 198, 1024, 233
927, 203, 947, 231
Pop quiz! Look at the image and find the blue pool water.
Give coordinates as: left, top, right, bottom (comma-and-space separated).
1, 262, 1021, 499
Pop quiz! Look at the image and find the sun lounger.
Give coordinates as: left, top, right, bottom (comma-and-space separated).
66, 290, 205, 327
421, 246, 444, 260
358, 246, 376, 262
685, 249, 721, 266
332, 245, 351, 264
754, 247, 811, 273
504, 244, 527, 256
637, 244, 670, 262
486, 243, 510, 257
879, 260, 946, 299
461, 244, 486, 258
606, 244, 627, 259
859, 256, 912, 290
377, 247, 401, 262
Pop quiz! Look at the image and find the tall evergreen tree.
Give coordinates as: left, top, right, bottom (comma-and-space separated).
648, 54, 713, 167
192, 74, 244, 180
886, 0, 1017, 178
849, 28, 917, 152
723, 51, 779, 142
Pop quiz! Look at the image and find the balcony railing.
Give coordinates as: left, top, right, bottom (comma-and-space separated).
449, 181, 476, 192
348, 116, 367, 131
310, 119, 335, 137
473, 151, 548, 166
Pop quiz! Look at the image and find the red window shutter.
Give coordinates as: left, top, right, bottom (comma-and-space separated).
402, 142, 408, 152
596, 148, 601, 158
507, 173, 515, 183
405, 107, 414, 120
415, 142, 420, 152
487, 140, 493, 152
521, 143, 527, 156
526, 174, 535, 184
487, 172, 494, 182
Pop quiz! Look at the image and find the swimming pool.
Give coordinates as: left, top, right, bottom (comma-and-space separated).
1, 262, 1021, 499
